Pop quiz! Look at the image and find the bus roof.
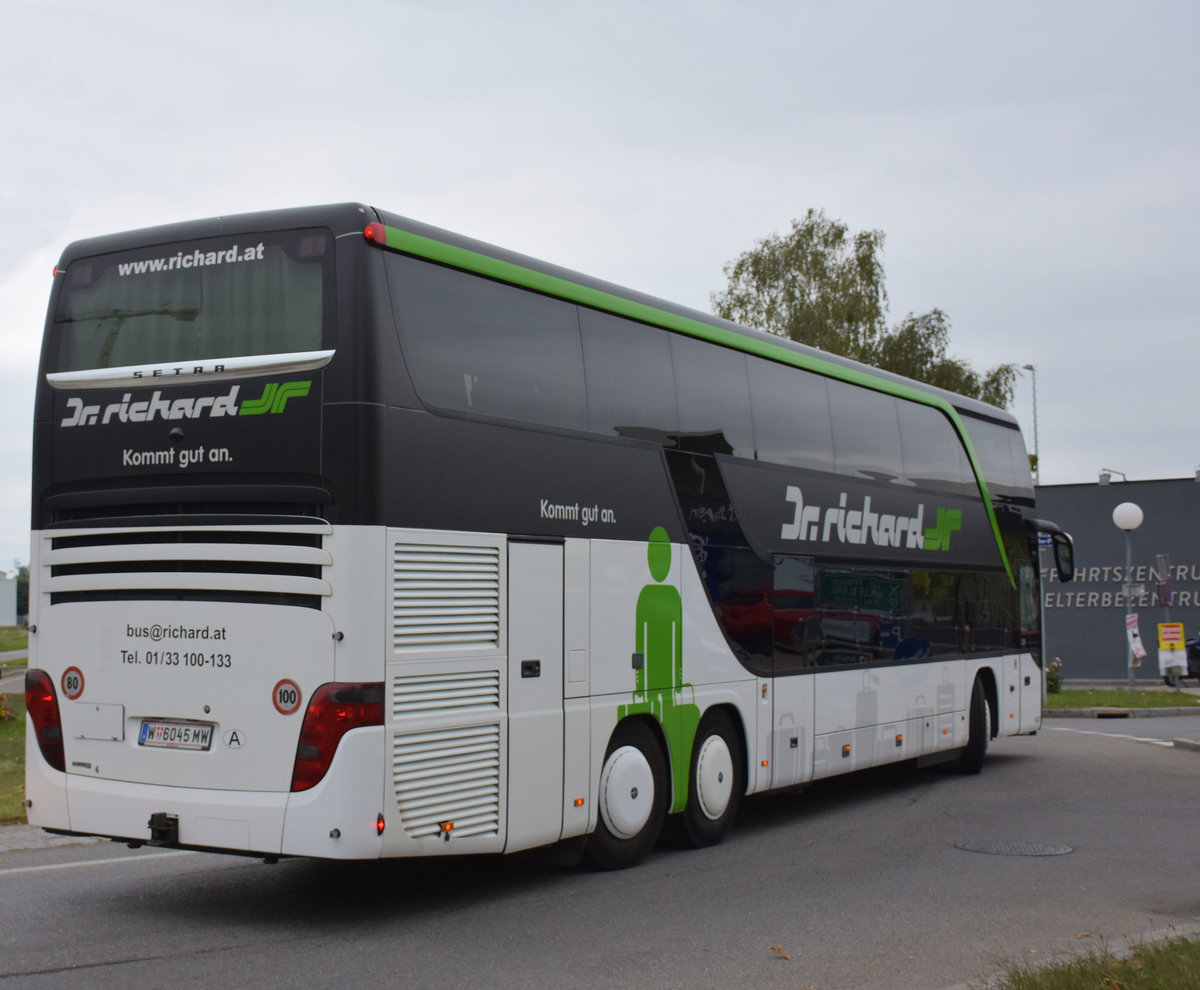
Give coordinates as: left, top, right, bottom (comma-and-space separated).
55, 201, 1019, 429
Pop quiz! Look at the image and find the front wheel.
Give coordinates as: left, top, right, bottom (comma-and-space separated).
680, 709, 744, 848
586, 719, 668, 870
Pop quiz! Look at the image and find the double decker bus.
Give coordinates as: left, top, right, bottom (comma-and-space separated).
25, 203, 1073, 868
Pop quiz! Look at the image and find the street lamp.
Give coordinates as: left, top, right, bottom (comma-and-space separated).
1113, 500, 1144, 690
1021, 364, 1039, 484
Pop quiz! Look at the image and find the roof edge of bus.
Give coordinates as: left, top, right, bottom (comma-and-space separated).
52, 201, 1017, 429
54, 202, 378, 266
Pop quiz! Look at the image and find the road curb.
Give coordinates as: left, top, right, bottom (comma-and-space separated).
1044, 706, 1200, 718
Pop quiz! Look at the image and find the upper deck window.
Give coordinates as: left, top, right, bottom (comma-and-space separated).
50, 229, 329, 372
964, 415, 1034, 501
385, 254, 588, 430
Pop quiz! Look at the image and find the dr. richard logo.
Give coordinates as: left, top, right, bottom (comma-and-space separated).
61, 386, 242, 427
58, 380, 312, 427
780, 485, 962, 552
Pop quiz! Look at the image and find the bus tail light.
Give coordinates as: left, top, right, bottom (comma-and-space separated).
363, 223, 388, 246
25, 669, 66, 773
290, 682, 384, 793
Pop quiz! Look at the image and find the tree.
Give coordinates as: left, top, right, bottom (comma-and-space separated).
711, 209, 1015, 407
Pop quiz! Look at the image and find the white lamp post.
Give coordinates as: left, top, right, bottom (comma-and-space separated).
1113, 501, 1144, 690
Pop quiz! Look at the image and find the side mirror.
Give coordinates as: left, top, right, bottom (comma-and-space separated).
1050, 530, 1074, 583
1028, 518, 1075, 583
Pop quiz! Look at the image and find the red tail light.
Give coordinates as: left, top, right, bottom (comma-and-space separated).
25, 669, 65, 773
363, 222, 388, 246
290, 682, 384, 792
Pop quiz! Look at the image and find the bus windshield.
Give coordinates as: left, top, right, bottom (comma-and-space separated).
49, 228, 330, 372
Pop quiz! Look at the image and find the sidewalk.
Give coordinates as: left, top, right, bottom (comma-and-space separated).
1, 653, 27, 695
0, 823, 101, 853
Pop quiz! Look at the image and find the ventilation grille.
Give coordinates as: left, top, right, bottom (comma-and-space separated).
42, 521, 331, 607
393, 724, 501, 839
392, 670, 501, 716
392, 543, 502, 651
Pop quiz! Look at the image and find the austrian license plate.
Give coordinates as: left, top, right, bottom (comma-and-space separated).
138, 720, 214, 751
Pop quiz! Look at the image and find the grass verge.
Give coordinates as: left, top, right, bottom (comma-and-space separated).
1046, 689, 1200, 709
0, 626, 28, 653
0, 695, 26, 825
998, 936, 1200, 989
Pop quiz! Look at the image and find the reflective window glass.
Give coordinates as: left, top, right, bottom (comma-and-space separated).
897, 402, 972, 492
671, 335, 754, 458
828, 380, 904, 483
579, 309, 678, 438
386, 255, 587, 430
747, 358, 834, 471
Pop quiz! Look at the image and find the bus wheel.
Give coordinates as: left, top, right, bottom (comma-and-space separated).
958, 678, 990, 775
680, 709, 744, 848
586, 720, 668, 870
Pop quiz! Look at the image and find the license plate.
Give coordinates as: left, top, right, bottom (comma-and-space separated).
138, 719, 214, 751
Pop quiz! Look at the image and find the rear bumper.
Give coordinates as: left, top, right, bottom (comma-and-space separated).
25, 722, 386, 859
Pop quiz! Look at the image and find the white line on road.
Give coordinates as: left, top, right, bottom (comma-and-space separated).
1047, 726, 1174, 747
0, 850, 196, 877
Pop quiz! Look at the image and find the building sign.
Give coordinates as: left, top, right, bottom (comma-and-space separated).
1036, 479, 1200, 679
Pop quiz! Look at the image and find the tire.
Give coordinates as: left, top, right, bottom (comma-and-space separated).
957, 678, 990, 775
585, 719, 668, 870
680, 709, 744, 848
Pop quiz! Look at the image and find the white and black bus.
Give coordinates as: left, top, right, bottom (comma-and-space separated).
26, 203, 1073, 867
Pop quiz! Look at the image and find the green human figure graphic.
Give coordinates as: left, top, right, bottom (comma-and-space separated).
620, 526, 700, 813
635, 526, 683, 695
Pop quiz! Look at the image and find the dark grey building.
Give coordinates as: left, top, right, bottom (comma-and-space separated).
1035, 478, 1200, 681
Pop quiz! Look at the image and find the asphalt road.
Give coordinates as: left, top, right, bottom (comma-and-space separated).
2, 721, 1199, 990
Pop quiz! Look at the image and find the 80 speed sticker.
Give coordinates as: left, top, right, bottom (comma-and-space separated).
62, 666, 85, 700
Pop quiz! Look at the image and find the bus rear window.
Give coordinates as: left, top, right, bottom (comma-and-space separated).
50, 229, 330, 372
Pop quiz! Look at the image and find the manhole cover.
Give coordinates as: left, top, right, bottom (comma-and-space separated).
955, 839, 1073, 857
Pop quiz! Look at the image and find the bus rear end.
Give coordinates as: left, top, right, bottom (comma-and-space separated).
25, 206, 388, 858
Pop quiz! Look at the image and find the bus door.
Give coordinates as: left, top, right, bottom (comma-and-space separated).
506, 540, 565, 852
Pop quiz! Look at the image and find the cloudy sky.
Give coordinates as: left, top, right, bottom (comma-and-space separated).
1, 0, 1196, 570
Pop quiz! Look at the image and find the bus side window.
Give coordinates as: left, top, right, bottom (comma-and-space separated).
828, 380, 904, 484
746, 357, 833, 472
579, 310, 678, 438
386, 255, 587, 430
671, 334, 755, 459
896, 402, 972, 493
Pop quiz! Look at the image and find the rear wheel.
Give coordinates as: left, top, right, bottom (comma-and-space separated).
586, 720, 668, 870
958, 678, 990, 775
680, 709, 744, 848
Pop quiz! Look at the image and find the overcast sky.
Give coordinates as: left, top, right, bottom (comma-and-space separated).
2, 0, 1197, 571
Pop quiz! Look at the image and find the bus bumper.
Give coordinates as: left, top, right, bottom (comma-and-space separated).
24, 722, 385, 859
